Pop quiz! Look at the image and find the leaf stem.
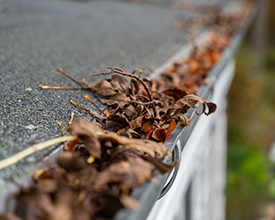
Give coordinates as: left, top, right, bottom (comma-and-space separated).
110, 67, 157, 117
0, 136, 78, 170
39, 85, 83, 90
57, 68, 86, 89
84, 95, 106, 116
70, 100, 104, 125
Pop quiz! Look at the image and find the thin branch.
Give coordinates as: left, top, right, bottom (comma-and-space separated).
39, 85, 84, 90
57, 121, 64, 136
68, 112, 75, 125
40, 69, 92, 91
57, 68, 86, 89
126, 100, 154, 106
70, 100, 104, 126
110, 67, 157, 117
92, 67, 157, 117
91, 71, 112, 77
84, 95, 106, 116
0, 136, 78, 170
131, 68, 143, 75
82, 78, 88, 86
135, 94, 151, 102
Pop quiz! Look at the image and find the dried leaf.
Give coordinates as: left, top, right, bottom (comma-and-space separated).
170, 94, 216, 116
101, 93, 129, 108
110, 75, 130, 93
164, 119, 177, 142
123, 105, 137, 118
93, 157, 153, 192
37, 179, 57, 194
141, 121, 153, 134
104, 113, 130, 132
57, 151, 87, 172
65, 118, 101, 158
0, 213, 23, 220
170, 113, 191, 127
141, 154, 177, 174
88, 80, 117, 96
96, 131, 169, 158
52, 181, 90, 220
10, 188, 54, 220
162, 88, 188, 101
151, 128, 166, 142
130, 116, 143, 129
119, 128, 141, 139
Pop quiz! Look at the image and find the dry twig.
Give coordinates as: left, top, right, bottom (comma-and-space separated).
0, 135, 78, 170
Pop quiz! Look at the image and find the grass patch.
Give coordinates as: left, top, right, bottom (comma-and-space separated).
226, 44, 275, 220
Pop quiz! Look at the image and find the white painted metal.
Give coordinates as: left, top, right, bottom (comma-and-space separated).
147, 59, 235, 220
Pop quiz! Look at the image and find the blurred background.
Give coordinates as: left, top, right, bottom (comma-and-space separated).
226, 0, 275, 219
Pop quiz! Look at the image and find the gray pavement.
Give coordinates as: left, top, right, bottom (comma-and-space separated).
0, 0, 192, 192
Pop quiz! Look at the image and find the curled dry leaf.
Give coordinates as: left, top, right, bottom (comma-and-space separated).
96, 130, 169, 159
170, 113, 191, 127
164, 119, 177, 142
4, 118, 175, 220
65, 118, 101, 158
101, 93, 130, 108
93, 156, 154, 192
170, 94, 217, 116
161, 88, 188, 101
88, 80, 118, 96
57, 151, 87, 172
6, 188, 54, 220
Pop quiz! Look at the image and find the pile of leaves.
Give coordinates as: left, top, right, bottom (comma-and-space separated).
1, 119, 177, 220
174, 1, 253, 36
160, 1, 253, 94
0, 2, 253, 220
67, 67, 216, 141
1, 68, 217, 220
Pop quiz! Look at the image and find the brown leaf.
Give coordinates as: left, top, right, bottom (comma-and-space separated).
110, 75, 130, 93
151, 128, 166, 142
103, 145, 142, 168
93, 157, 153, 192
161, 88, 188, 101
141, 154, 178, 174
96, 131, 169, 158
104, 113, 130, 132
11, 188, 54, 220
132, 105, 144, 119
57, 151, 87, 172
89, 110, 106, 120
101, 93, 129, 108
170, 113, 191, 127
141, 121, 153, 134
65, 118, 101, 158
88, 80, 117, 96
130, 79, 141, 95
123, 105, 136, 119
65, 137, 80, 152
52, 180, 90, 220
130, 116, 143, 129
37, 179, 57, 194
116, 129, 124, 135
170, 94, 217, 116
0, 213, 23, 220
118, 128, 141, 139
164, 119, 177, 142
